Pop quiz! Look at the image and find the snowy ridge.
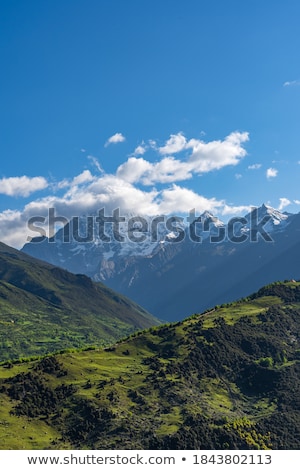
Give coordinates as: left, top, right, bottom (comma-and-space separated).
242, 203, 292, 235
22, 205, 296, 283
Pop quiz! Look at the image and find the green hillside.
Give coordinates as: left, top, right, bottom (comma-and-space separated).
1, 280, 300, 450
0, 242, 160, 361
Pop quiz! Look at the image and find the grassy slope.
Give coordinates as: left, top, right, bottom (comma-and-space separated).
0, 242, 160, 361
1, 281, 300, 450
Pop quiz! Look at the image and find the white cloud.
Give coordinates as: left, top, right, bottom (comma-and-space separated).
0, 130, 252, 249
221, 204, 253, 216
266, 168, 278, 179
133, 144, 147, 156
158, 185, 224, 214
235, 173, 242, 179
0, 209, 27, 248
293, 200, 300, 205
277, 197, 291, 211
104, 132, 126, 147
117, 131, 249, 185
116, 157, 153, 184
148, 139, 157, 149
283, 80, 300, 87
53, 179, 70, 190
0, 176, 48, 197
0, 171, 232, 248
72, 170, 95, 186
248, 163, 262, 170
117, 156, 192, 185
158, 133, 187, 155
157, 131, 249, 172
87, 155, 104, 173
186, 131, 249, 173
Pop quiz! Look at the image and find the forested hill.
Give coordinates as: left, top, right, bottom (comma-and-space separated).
1, 281, 300, 449
0, 241, 160, 361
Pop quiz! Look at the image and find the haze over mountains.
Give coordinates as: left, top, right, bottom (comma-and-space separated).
22, 204, 300, 321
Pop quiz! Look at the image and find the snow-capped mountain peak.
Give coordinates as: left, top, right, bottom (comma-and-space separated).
243, 204, 291, 234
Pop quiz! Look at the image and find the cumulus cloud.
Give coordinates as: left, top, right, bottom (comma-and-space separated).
0, 171, 236, 248
157, 185, 224, 214
117, 131, 249, 185
0, 209, 27, 248
0, 176, 48, 197
117, 156, 193, 185
185, 131, 249, 173
0, 130, 252, 248
266, 168, 278, 179
248, 163, 262, 170
104, 132, 126, 147
221, 204, 253, 216
71, 170, 95, 186
116, 157, 153, 184
277, 197, 291, 211
158, 133, 187, 155
133, 144, 147, 156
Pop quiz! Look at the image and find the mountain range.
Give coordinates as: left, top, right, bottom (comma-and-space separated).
22, 204, 300, 321
1, 226, 300, 449
0, 241, 160, 362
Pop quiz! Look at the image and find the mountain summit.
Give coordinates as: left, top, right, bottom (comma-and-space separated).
243, 204, 290, 232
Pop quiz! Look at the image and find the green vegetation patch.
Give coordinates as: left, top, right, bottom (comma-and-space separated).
1, 280, 300, 449
0, 243, 160, 362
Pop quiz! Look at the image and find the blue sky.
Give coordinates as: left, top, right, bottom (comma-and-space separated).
1, 0, 300, 247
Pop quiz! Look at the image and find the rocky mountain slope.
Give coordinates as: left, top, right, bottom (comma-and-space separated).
22, 205, 300, 321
